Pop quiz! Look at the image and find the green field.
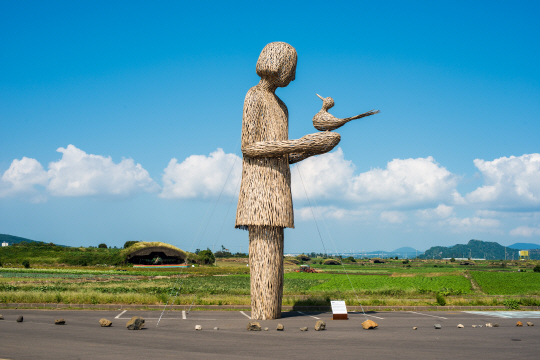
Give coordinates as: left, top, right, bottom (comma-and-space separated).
471, 271, 540, 295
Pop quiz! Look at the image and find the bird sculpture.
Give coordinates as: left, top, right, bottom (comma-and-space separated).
312, 94, 380, 131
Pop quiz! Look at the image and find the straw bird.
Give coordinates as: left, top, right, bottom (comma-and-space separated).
312, 94, 380, 131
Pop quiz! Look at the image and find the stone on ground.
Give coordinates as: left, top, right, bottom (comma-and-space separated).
413, 327, 418, 330
264, 327, 269, 331
276, 324, 284, 331
493, 323, 499, 327
126, 316, 145, 330
16, 316, 23, 322
472, 325, 477, 328
99, 319, 112, 327
214, 327, 219, 330
0, 315, 4, 320
361, 319, 378, 330
457, 324, 464, 328
434, 324, 441, 329
516, 321, 523, 327
314, 320, 326, 331
247, 321, 261, 331
300, 327, 308, 331
485, 323, 492, 327
527, 322, 534, 326
195, 325, 202, 330
55, 318, 65, 325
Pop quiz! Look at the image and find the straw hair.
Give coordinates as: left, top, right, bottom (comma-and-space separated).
256, 42, 297, 86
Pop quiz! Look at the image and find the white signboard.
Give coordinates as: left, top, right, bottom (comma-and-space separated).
331, 300, 347, 314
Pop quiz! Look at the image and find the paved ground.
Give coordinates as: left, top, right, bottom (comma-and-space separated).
1, 309, 539, 359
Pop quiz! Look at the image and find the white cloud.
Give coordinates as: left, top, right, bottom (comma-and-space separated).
0, 157, 48, 201
296, 206, 370, 221
47, 145, 159, 197
380, 211, 407, 224
509, 226, 540, 237
438, 216, 500, 233
417, 204, 454, 219
160, 148, 242, 199
291, 148, 353, 200
292, 149, 459, 208
466, 153, 540, 209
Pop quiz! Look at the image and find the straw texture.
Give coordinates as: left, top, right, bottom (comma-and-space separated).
235, 42, 341, 319
313, 94, 380, 131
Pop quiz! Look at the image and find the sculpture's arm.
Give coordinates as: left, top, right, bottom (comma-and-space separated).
242, 131, 341, 158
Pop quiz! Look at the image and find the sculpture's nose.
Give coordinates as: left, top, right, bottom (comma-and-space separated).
316, 94, 324, 100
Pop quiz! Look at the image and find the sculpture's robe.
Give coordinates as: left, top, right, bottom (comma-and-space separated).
235, 85, 294, 229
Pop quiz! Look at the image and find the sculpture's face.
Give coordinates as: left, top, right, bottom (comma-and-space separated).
274, 60, 297, 88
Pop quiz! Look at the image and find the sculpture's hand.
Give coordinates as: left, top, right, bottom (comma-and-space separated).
297, 131, 341, 155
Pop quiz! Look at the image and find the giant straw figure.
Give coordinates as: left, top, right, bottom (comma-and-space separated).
236, 42, 341, 319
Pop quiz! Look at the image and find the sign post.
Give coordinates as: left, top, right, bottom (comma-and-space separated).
331, 300, 348, 320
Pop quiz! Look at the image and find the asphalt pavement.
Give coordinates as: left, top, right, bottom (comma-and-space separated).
1, 309, 539, 359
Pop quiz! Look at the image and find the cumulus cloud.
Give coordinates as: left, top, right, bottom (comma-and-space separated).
380, 211, 407, 224
296, 206, 370, 221
1, 145, 159, 200
509, 226, 540, 237
160, 148, 242, 199
466, 153, 540, 209
47, 145, 159, 197
292, 149, 459, 208
438, 216, 500, 233
0, 157, 48, 201
416, 204, 454, 219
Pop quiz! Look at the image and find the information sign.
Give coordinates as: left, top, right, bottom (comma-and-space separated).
331, 300, 348, 320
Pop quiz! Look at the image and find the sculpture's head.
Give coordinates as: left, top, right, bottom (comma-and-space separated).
256, 42, 297, 87
317, 94, 334, 110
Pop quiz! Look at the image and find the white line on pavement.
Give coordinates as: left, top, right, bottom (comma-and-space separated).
366, 314, 385, 319
297, 311, 320, 320
408, 311, 448, 319
115, 310, 127, 319
240, 311, 251, 319
182, 310, 187, 319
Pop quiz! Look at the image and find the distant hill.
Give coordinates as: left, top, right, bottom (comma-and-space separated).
420, 239, 529, 260
392, 247, 420, 253
0, 234, 67, 247
507, 243, 540, 250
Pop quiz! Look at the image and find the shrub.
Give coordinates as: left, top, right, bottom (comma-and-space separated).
533, 265, 540, 273
198, 249, 215, 265
503, 298, 520, 310
450, 258, 455, 262
98, 243, 107, 249
402, 259, 409, 264
435, 292, 446, 306
22, 260, 30, 268
124, 241, 139, 249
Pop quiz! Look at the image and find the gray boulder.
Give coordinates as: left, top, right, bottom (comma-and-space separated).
434, 324, 441, 329
126, 316, 145, 330
16, 315, 23, 322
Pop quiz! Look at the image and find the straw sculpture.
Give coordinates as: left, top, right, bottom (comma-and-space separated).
313, 94, 380, 131
235, 42, 340, 320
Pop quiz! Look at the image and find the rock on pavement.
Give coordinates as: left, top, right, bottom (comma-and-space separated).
126, 316, 145, 330
361, 319, 378, 330
99, 319, 112, 327
247, 321, 261, 331
314, 320, 326, 331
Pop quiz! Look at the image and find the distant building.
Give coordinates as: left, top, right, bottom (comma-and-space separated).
2, 241, 8, 247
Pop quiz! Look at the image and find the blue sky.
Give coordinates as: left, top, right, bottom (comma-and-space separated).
1, 1, 540, 254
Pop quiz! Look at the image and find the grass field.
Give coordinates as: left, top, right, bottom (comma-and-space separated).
1, 259, 539, 307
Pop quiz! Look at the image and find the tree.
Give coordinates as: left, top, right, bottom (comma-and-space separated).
195, 249, 201, 255
198, 249, 215, 265
123, 241, 139, 249
534, 265, 540, 273
450, 258, 456, 262
98, 243, 107, 249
